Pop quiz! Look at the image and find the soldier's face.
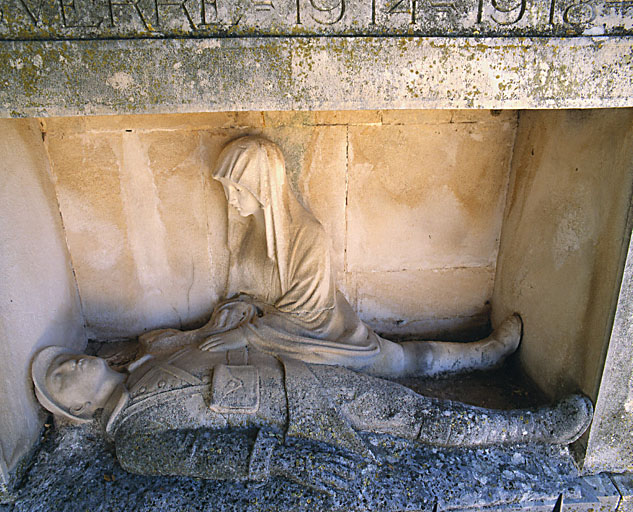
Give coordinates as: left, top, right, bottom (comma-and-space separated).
46, 356, 119, 417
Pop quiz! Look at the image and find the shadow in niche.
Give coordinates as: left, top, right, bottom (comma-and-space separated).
397, 357, 549, 411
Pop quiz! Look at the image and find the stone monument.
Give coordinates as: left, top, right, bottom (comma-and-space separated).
1, 0, 632, 499
30, 137, 593, 495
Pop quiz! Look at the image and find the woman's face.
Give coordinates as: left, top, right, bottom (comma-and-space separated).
219, 178, 262, 217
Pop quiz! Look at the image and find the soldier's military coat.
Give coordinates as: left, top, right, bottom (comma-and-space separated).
101, 345, 589, 483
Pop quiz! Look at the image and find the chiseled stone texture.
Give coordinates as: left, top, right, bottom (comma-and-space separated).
2, 37, 633, 118
583, 229, 633, 474
0, 119, 86, 499
1, 0, 632, 38
492, 109, 633, 405
43, 111, 511, 341
1, 418, 610, 512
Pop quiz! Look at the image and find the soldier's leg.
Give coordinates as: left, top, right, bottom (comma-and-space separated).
365, 314, 522, 378
317, 366, 592, 447
414, 393, 592, 447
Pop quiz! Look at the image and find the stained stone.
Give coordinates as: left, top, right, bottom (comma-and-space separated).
0, 0, 631, 39
0, 415, 620, 512
2, 37, 632, 118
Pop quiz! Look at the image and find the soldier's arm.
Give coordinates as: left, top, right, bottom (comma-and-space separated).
114, 426, 361, 494
114, 427, 275, 481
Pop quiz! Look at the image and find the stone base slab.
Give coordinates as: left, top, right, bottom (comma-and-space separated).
2, 422, 632, 511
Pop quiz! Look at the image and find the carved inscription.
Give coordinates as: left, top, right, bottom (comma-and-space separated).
604, 0, 633, 15
0, 0, 631, 37
478, 0, 527, 25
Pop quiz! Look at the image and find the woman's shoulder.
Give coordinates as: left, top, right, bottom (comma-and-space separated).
295, 212, 328, 245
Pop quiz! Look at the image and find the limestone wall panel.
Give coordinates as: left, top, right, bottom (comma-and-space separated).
346, 119, 516, 273
352, 267, 494, 340
492, 109, 633, 402
0, 118, 85, 490
42, 110, 515, 341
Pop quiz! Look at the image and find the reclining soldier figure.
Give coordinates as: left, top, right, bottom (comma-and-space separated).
32, 342, 592, 494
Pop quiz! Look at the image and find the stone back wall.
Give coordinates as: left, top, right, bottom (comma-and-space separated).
42, 110, 517, 342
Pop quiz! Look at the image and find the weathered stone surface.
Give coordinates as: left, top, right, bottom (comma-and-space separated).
42, 118, 349, 340
2, 37, 633, 118
583, 225, 633, 474
45, 123, 223, 340
40, 112, 518, 340
346, 119, 515, 272
491, 109, 633, 408
352, 267, 494, 339
0, 119, 86, 499
0, 413, 616, 511
0, 0, 631, 39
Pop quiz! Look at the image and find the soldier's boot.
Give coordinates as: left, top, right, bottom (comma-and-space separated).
417, 393, 593, 447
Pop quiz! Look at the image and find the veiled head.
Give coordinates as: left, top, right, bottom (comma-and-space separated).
212, 135, 286, 210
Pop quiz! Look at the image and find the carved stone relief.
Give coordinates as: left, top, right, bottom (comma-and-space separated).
30, 137, 593, 494
1, 0, 631, 38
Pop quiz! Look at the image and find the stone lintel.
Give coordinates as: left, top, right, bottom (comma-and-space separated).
1, 36, 632, 118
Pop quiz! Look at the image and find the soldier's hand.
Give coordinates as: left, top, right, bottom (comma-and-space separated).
271, 441, 362, 496
198, 327, 247, 352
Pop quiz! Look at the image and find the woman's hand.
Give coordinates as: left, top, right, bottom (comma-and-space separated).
198, 327, 248, 352
199, 300, 259, 337
138, 328, 193, 357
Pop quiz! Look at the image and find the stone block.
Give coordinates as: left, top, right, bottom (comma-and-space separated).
46, 128, 222, 340
3, 38, 633, 118
347, 121, 515, 272
351, 267, 494, 339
